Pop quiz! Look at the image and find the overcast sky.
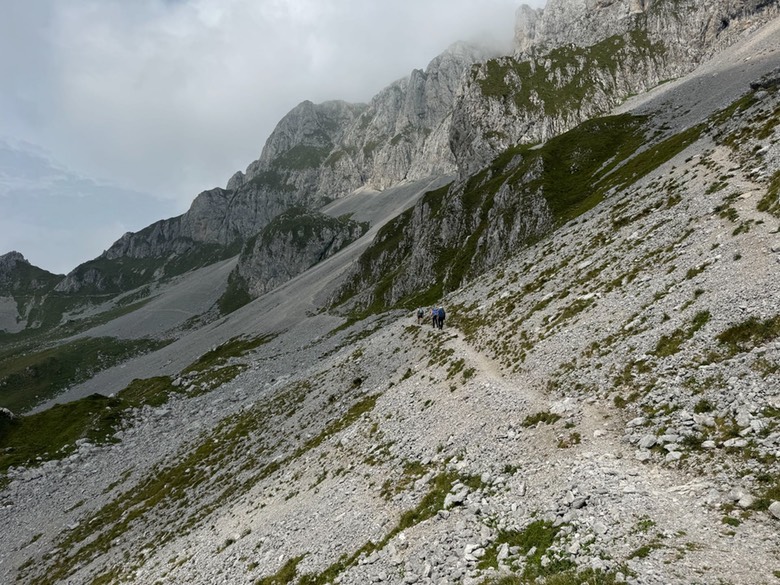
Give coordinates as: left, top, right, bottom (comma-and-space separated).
0, 0, 544, 274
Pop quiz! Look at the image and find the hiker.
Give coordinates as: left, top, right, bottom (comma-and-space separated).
431, 306, 438, 328
437, 306, 446, 330
417, 307, 424, 324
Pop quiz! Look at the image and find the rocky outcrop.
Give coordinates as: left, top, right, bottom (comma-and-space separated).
334, 138, 560, 309
337, 103, 708, 310
0, 252, 63, 331
229, 42, 493, 198
0, 252, 27, 288
451, 0, 780, 177
514, 0, 779, 56
0, 252, 61, 293
227, 208, 368, 305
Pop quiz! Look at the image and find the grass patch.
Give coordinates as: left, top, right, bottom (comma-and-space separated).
299, 470, 460, 585
653, 311, 710, 357
256, 555, 305, 585
0, 336, 172, 413
182, 333, 278, 376
479, 520, 573, 579
757, 170, 780, 218
750, 478, 780, 511
480, 569, 622, 585
717, 314, 780, 356
380, 460, 430, 500
0, 376, 176, 476
522, 411, 562, 427
218, 270, 252, 315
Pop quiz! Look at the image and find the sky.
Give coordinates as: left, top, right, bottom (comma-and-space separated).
0, 0, 544, 275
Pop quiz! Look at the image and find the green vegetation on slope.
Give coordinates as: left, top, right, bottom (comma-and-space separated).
717, 314, 780, 356
218, 270, 252, 315
218, 208, 369, 315
0, 332, 279, 488
259, 208, 369, 249
0, 377, 175, 477
477, 30, 665, 115
183, 333, 278, 376
63, 240, 241, 298
758, 170, 780, 218
0, 336, 172, 413
0, 258, 63, 318
337, 113, 703, 314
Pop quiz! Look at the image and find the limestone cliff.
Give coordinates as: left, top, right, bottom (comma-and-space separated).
451, 0, 780, 177
59, 43, 491, 295
219, 208, 368, 313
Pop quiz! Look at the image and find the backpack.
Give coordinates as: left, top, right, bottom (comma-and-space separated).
438, 307, 445, 320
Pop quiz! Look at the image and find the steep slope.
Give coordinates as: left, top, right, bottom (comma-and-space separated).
220, 208, 369, 312
28, 177, 447, 412
3, 7, 780, 585
3, 53, 780, 581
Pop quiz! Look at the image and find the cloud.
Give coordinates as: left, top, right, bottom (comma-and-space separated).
0, 140, 179, 274
1, 0, 542, 207
0, 0, 545, 272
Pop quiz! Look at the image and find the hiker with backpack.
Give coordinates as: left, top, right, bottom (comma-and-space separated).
417, 307, 425, 324
437, 306, 446, 329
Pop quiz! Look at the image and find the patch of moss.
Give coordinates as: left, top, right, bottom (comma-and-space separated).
653, 311, 710, 357
717, 314, 780, 356
182, 333, 278, 376
256, 555, 305, 585
757, 170, 780, 218
479, 520, 572, 579
522, 411, 561, 427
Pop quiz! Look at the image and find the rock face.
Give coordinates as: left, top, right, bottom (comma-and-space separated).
233, 208, 369, 298
334, 0, 780, 307
0, 252, 60, 293
334, 153, 558, 310
451, 0, 780, 177
56, 43, 490, 296
0, 252, 62, 331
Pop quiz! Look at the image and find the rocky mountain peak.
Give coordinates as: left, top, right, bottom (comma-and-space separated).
0, 251, 28, 273
514, 0, 777, 58
241, 99, 366, 184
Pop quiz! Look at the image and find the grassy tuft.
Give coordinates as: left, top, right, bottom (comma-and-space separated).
522, 411, 562, 427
